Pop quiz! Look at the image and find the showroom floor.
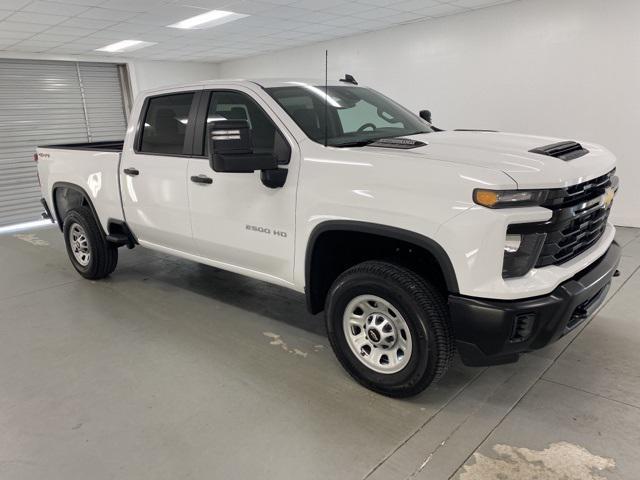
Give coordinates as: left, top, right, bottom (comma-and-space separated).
0, 226, 639, 480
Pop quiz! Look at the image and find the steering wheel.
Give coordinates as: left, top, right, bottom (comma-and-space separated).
357, 123, 377, 132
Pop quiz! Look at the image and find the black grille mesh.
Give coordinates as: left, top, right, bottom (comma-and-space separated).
536, 206, 611, 267
535, 170, 616, 268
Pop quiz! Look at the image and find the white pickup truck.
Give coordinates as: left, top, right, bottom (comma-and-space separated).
36, 77, 621, 397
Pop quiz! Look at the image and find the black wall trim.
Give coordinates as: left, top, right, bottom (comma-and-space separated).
305, 220, 460, 303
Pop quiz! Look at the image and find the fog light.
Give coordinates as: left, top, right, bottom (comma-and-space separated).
502, 233, 546, 278
504, 234, 522, 253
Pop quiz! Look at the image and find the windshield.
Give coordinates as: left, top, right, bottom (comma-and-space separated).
266, 85, 432, 147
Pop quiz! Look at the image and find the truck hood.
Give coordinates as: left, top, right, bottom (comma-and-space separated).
366, 130, 617, 189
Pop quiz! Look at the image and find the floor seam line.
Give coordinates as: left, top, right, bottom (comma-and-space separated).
540, 378, 640, 411
361, 368, 486, 480
0, 278, 81, 303
404, 367, 525, 480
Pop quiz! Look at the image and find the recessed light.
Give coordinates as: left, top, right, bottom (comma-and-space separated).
96, 40, 156, 53
167, 10, 248, 29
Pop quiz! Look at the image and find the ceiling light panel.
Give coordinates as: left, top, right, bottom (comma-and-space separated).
0, 0, 520, 60
95, 39, 156, 52
167, 10, 248, 29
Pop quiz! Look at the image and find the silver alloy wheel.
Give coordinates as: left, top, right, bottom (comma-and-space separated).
69, 223, 91, 267
343, 294, 413, 374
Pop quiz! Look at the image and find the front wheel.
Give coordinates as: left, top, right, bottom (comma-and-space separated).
63, 206, 118, 280
325, 261, 453, 398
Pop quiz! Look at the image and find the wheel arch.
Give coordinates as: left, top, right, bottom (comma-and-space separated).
51, 182, 103, 234
51, 182, 136, 247
304, 221, 459, 314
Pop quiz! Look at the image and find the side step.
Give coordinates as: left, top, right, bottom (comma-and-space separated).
106, 220, 137, 249
106, 233, 129, 245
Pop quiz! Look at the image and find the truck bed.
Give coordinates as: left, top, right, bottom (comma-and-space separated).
38, 140, 124, 152
36, 143, 125, 232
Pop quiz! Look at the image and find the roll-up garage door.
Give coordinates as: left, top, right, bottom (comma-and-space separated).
77, 62, 128, 142
0, 59, 128, 227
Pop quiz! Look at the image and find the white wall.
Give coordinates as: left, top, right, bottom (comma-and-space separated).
219, 0, 640, 227
127, 60, 219, 96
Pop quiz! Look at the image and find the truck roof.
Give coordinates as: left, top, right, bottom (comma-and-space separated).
251, 78, 352, 88
139, 78, 359, 96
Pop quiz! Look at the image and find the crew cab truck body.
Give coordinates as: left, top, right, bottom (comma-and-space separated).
37, 79, 621, 397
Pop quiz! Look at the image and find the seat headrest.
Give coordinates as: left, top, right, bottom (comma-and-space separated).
292, 109, 321, 138
226, 107, 248, 120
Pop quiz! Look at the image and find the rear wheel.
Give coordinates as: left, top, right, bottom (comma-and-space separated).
63, 206, 118, 279
325, 261, 453, 397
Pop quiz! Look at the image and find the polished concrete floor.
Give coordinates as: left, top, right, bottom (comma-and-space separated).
1, 225, 639, 480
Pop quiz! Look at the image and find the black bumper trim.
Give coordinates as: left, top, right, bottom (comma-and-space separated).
449, 241, 621, 366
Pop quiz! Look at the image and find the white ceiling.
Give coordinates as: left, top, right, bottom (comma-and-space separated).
0, 0, 516, 62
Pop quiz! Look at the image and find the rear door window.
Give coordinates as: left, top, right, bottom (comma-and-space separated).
140, 92, 195, 155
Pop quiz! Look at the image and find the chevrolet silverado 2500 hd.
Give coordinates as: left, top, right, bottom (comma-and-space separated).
36, 78, 621, 397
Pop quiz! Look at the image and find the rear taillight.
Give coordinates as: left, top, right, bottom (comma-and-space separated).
33, 153, 38, 162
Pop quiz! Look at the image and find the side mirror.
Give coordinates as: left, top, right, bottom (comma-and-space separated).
208, 120, 277, 173
419, 110, 432, 123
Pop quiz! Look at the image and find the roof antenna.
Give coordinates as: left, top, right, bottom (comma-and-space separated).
324, 49, 328, 148
339, 74, 358, 85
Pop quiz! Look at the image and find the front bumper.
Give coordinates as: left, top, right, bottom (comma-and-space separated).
449, 241, 621, 366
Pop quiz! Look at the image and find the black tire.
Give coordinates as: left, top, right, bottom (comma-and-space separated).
63, 206, 118, 280
325, 261, 453, 398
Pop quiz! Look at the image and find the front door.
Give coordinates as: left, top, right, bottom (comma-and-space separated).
187, 87, 299, 285
121, 90, 199, 253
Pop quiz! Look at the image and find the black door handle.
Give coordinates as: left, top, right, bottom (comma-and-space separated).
190, 175, 213, 185
124, 168, 139, 176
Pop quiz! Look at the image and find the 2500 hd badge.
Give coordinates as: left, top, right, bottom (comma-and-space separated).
246, 224, 288, 238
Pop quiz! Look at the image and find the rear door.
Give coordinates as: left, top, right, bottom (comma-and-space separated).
186, 86, 299, 285
121, 89, 201, 253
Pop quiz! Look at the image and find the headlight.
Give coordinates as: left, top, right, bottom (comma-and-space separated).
474, 189, 549, 208
502, 232, 546, 278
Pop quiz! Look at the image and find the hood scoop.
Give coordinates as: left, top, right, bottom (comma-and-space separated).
369, 137, 427, 149
529, 141, 589, 161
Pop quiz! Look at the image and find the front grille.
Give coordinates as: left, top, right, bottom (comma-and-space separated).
541, 170, 615, 209
509, 169, 617, 268
536, 203, 611, 267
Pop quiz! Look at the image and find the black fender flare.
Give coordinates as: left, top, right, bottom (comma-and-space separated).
52, 182, 137, 247
51, 182, 104, 234
305, 220, 459, 312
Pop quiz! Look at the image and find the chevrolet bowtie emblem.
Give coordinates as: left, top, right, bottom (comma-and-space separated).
603, 186, 616, 208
